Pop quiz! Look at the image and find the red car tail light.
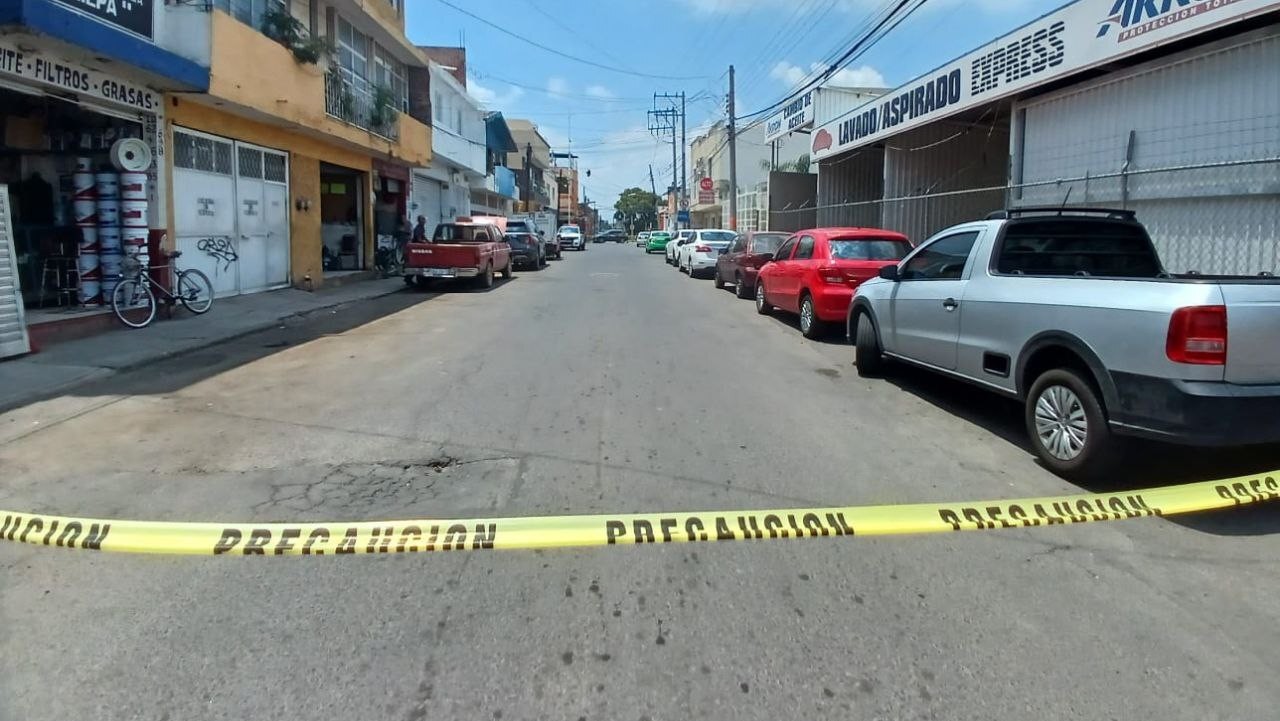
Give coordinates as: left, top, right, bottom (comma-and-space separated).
818, 266, 844, 284
1167, 305, 1227, 365
694, 244, 712, 253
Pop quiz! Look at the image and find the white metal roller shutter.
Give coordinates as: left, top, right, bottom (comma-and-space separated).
1013, 28, 1280, 275
0, 187, 31, 359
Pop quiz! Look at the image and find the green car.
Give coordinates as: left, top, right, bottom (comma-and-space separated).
645, 231, 672, 254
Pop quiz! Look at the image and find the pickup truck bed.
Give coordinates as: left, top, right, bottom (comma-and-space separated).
405, 220, 513, 289
849, 208, 1280, 479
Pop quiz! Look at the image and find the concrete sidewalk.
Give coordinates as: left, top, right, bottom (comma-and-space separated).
0, 278, 407, 412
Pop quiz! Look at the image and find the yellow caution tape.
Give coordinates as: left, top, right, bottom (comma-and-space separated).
1, 471, 1276, 555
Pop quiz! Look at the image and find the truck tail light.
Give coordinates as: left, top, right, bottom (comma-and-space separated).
818, 266, 844, 284
1167, 305, 1227, 365
694, 244, 711, 253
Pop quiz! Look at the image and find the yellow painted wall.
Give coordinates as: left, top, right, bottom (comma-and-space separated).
206, 11, 430, 167
168, 99, 375, 289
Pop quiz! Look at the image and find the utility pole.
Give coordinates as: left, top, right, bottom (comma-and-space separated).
648, 103, 679, 229
680, 91, 686, 212
728, 65, 738, 231
648, 164, 657, 197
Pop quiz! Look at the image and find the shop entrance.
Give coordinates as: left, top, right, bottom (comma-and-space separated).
321, 164, 364, 272
172, 128, 290, 297
0, 86, 145, 320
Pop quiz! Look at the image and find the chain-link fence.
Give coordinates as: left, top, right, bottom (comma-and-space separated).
781, 157, 1280, 276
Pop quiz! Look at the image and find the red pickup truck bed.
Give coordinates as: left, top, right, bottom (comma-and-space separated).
405, 218, 513, 288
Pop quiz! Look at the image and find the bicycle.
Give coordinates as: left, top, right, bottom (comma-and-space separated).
111, 250, 215, 329
374, 231, 407, 278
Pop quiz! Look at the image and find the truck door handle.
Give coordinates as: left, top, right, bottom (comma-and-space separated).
942, 298, 958, 311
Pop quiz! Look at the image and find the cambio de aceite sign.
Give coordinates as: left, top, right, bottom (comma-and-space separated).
0, 39, 159, 113
811, 0, 1275, 160
764, 90, 813, 143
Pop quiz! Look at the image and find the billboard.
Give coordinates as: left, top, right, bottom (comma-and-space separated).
764, 90, 813, 143
812, 0, 1277, 160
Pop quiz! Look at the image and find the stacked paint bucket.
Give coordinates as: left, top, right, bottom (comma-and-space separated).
96, 168, 123, 307
119, 172, 149, 279
71, 159, 101, 306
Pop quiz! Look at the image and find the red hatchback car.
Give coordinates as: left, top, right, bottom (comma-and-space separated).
713, 231, 789, 298
755, 228, 912, 338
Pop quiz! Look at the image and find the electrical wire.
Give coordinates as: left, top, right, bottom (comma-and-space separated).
431, 0, 711, 80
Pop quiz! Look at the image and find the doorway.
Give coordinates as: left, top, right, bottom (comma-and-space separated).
321, 164, 364, 271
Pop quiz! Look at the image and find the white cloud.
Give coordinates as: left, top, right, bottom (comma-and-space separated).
584, 84, 615, 100
467, 77, 524, 109
546, 77, 571, 99
771, 61, 885, 89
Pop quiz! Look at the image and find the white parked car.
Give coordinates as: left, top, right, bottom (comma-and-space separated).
677, 230, 738, 278
665, 229, 696, 265
557, 224, 585, 251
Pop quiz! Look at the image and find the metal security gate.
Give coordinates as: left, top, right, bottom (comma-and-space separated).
410, 172, 444, 236
0, 188, 30, 359
173, 128, 290, 297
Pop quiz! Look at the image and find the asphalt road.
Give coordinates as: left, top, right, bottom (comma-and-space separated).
2, 242, 1279, 720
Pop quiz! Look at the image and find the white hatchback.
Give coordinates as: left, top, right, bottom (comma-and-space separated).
677, 230, 738, 278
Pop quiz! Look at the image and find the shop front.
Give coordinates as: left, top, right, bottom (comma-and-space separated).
0, 34, 169, 356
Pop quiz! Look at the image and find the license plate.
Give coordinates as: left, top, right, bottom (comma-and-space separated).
426, 268, 451, 277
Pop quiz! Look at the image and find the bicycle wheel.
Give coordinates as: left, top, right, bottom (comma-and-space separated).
112, 278, 157, 329
176, 269, 214, 314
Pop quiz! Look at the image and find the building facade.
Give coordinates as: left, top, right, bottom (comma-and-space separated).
168, 0, 431, 296
409, 56, 486, 235
506, 119, 554, 213
0, 0, 209, 356
810, 0, 1279, 275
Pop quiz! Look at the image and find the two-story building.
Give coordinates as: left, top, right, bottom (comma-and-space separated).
0, 0, 209, 356
471, 112, 518, 218
407, 47, 485, 235
166, 0, 432, 296
506, 119, 554, 214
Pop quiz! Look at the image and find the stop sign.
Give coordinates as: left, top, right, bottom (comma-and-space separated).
699, 176, 713, 192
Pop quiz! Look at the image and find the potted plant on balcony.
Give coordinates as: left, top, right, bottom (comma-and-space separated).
262, 5, 333, 67
368, 85, 398, 130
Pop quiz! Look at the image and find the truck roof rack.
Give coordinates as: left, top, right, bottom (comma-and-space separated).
987, 207, 1136, 220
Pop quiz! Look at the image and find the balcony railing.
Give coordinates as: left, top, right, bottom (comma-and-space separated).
324, 71, 399, 141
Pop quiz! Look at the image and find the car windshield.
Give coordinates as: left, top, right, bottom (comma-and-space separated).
651, 233, 670, 240
699, 231, 736, 242
751, 233, 787, 252
433, 224, 491, 242
559, 226, 580, 235
504, 233, 532, 245
828, 238, 911, 260
507, 222, 531, 234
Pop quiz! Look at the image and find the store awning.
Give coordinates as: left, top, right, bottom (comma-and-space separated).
0, 0, 209, 91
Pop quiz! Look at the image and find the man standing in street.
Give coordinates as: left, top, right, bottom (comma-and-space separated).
412, 215, 429, 243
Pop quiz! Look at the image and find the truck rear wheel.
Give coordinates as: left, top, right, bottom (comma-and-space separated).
501, 258, 513, 279
1025, 368, 1121, 480
477, 263, 494, 289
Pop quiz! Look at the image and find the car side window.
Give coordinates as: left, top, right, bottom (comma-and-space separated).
794, 236, 815, 260
774, 238, 797, 261
731, 236, 747, 253
900, 231, 980, 281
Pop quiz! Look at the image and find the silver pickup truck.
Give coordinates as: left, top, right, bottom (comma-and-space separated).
848, 207, 1280, 479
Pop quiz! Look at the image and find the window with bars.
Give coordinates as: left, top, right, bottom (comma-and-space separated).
263, 153, 288, 184
337, 17, 371, 94
374, 46, 408, 111
174, 131, 234, 176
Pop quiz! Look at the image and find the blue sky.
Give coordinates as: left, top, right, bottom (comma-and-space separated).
407, 0, 1062, 211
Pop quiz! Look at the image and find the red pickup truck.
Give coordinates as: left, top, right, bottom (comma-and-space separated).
405, 216, 513, 289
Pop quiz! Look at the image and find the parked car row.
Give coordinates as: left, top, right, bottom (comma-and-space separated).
662, 209, 1280, 480
403, 216, 586, 289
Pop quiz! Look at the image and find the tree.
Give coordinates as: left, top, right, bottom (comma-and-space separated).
613, 187, 661, 231
761, 154, 812, 174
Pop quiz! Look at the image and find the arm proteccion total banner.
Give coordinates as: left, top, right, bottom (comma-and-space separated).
0, 471, 1275, 556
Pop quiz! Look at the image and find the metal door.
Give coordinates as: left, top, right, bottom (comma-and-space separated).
411, 173, 443, 236
885, 231, 981, 370
173, 129, 238, 297
0, 188, 30, 359
262, 150, 290, 287
235, 145, 269, 293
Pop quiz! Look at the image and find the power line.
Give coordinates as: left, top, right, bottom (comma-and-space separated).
431, 0, 710, 80
737, 0, 925, 122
